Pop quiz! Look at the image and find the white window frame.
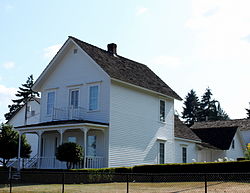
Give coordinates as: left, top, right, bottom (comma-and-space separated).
159, 99, 166, 122
158, 142, 165, 164
46, 91, 56, 115
69, 88, 80, 109
88, 84, 100, 112
182, 146, 187, 163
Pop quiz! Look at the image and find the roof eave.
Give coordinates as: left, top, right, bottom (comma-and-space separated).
111, 78, 181, 101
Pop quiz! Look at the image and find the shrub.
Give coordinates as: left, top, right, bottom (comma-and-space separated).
56, 142, 83, 169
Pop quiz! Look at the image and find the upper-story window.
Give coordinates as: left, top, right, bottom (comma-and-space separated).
70, 89, 79, 108
47, 91, 55, 115
160, 100, 166, 122
89, 85, 99, 111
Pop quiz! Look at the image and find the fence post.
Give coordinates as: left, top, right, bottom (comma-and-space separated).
9, 173, 12, 193
9, 167, 12, 193
126, 174, 129, 193
204, 173, 207, 193
62, 172, 65, 193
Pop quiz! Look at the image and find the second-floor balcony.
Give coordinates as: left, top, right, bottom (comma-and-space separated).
52, 106, 85, 121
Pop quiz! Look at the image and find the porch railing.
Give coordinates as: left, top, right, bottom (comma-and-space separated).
52, 106, 85, 121
29, 156, 104, 169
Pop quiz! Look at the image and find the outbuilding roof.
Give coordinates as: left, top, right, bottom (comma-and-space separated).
174, 116, 201, 142
191, 121, 238, 150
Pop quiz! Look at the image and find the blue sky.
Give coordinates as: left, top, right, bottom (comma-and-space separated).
1, 0, 250, 122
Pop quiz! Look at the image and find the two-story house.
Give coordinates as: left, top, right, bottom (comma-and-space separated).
15, 36, 182, 169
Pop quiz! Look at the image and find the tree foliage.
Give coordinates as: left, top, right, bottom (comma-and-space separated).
4, 75, 39, 121
0, 124, 31, 167
182, 88, 229, 126
182, 89, 200, 126
56, 142, 83, 169
246, 106, 250, 119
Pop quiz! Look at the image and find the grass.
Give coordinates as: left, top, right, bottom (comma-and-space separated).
0, 182, 250, 193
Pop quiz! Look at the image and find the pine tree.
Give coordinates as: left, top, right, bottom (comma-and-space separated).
198, 88, 229, 121
246, 106, 250, 119
182, 89, 200, 126
4, 75, 39, 120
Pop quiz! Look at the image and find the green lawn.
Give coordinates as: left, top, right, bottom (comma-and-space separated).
0, 182, 249, 193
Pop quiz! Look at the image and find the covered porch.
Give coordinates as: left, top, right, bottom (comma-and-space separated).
16, 120, 109, 169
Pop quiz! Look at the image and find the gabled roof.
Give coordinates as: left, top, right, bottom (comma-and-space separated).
174, 116, 201, 142
6, 97, 40, 124
66, 36, 181, 100
191, 122, 238, 150
192, 119, 250, 131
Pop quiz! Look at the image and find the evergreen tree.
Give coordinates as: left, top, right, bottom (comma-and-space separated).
0, 124, 31, 167
182, 88, 229, 126
182, 89, 200, 126
246, 103, 250, 119
198, 88, 229, 121
4, 75, 39, 120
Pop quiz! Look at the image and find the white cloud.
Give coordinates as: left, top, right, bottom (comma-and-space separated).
136, 7, 148, 16
150, 55, 181, 68
43, 44, 62, 59
2, 61, 15, 69
0, 85, 17, 123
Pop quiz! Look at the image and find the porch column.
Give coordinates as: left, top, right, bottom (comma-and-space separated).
80, 127, 89, 168
17, 131, 23, 171
58, 129, 66, 145
37, 130, 43, 169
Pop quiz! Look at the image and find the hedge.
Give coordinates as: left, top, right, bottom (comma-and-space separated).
22, 160, 250, 174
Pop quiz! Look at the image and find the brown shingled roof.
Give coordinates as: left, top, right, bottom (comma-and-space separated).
174, 116, 201, 141
192, 119, 250, 131
70, 36, 182, 100
191, 121, 239, 150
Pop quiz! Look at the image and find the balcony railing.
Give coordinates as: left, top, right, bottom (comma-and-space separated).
52, 106, 85, 121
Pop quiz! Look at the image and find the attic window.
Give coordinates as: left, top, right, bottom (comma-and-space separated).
73, 49, 78, 54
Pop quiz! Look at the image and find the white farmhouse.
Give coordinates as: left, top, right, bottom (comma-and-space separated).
14, 36, 182, 169
7, 97, 40, 158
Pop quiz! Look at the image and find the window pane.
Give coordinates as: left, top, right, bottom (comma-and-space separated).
68, 137, 77, 143
87, 136, 96, 156
47, 92, 55, 115
89, 85, 99, 111
182, 147, 187, 163
70, 90, 79, 108
160, 100, 165, 122
159, 143, 165, 164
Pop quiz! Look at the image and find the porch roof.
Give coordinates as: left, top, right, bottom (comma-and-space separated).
15, 119, 109, 129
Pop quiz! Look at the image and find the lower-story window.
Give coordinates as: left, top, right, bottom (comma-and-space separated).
68, 136, 77, 143
87, 135, 96, 156
182, 147, 187, 163
159, 142, 165, 164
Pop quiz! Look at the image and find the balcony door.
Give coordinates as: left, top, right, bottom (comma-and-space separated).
69, 89, 79, 119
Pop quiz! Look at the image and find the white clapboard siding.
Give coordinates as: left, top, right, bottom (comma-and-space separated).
109, 81, 175, 167
39, 43, 110, 124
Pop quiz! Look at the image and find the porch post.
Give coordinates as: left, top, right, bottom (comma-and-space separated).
37, 130, 43, 169
17, 131, 23, 171
59, 129, 66, 145
81, 127, 89, 168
